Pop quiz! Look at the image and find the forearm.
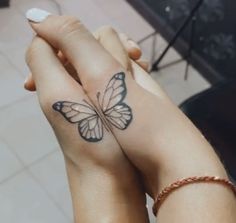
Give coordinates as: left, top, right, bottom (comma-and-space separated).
152, 102, 236, 222
152, 100, 227, 192
127, 66, 236, 222
64, 157, 149, 223
124, 68, 229, 194
144, 88, 236, 222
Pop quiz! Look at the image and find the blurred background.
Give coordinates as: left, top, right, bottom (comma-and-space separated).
0, 0, 235, 222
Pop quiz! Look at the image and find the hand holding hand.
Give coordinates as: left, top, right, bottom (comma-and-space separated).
25, 9, 235, 223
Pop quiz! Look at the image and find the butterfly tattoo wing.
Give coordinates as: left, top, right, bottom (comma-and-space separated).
52, 101, 103, 142
101, 72, 133, 130
104, 102, 132, 130
52, 73, 133, 142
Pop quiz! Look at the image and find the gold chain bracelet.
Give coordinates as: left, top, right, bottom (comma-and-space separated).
152, 176, 236, 216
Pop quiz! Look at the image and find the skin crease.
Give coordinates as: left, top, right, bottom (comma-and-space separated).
25, 14, 236, 223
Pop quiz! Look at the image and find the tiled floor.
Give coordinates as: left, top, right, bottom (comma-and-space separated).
0, 0, 210, 222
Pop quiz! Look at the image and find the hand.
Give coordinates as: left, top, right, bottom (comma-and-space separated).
25, 15, 150, 223
25, 11, 227, 197
25, 9, 236, 223
25, 9, 229, 215
24, 11, 167, 197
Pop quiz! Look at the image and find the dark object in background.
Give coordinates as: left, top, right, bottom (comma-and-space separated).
180, 80, 236, 183
127, 0, 236, 83
0, 0, 9, 7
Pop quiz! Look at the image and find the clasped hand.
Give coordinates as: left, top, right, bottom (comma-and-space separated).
24, 10, 231, 223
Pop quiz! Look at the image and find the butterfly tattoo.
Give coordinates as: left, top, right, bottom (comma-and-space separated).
52, 72, 133, 142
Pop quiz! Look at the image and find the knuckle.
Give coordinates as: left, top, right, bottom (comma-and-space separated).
58, 16, 83, 36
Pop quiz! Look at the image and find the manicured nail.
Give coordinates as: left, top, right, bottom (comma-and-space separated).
26, 8, 51, 23
128, 40, 140, 50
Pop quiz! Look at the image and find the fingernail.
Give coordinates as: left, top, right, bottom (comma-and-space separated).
128, 40, 140, 50
26, 8, 51, 23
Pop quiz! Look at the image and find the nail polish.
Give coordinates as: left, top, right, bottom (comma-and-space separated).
26, 8, 51, 23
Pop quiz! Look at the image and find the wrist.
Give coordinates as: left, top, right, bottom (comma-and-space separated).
148, 139, 228, 199
64, 157, 149, 223
143, 108, 228, 198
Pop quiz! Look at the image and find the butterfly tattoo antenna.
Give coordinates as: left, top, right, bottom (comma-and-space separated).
82, 98, 110, 132
52, 73, 133, 143
96, 92, 112, 132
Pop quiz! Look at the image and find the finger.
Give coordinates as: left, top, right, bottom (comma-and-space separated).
118, 34, 147, 72
93, 26, 131, 71
24, 50, 66, 91
25, 27, 141, 91
24, 49, 79, 91
25, 26, 145, 91
118, 33, 142, 60
24, 74, 35, 91
93, 27, 150, 77
56, 52, 80, 81
131, 60, 169, 99
135, 60, 149, 72
25, 36, 85, 118
24, 58, 150, 92
26, 9, 120, 90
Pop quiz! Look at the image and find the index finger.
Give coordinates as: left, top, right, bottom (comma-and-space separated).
26, 8, 121, 91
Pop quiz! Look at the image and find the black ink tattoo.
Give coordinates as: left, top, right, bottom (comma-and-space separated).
52, 72, 133, 142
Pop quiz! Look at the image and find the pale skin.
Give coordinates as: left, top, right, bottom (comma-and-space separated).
24, 14, 236, 223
